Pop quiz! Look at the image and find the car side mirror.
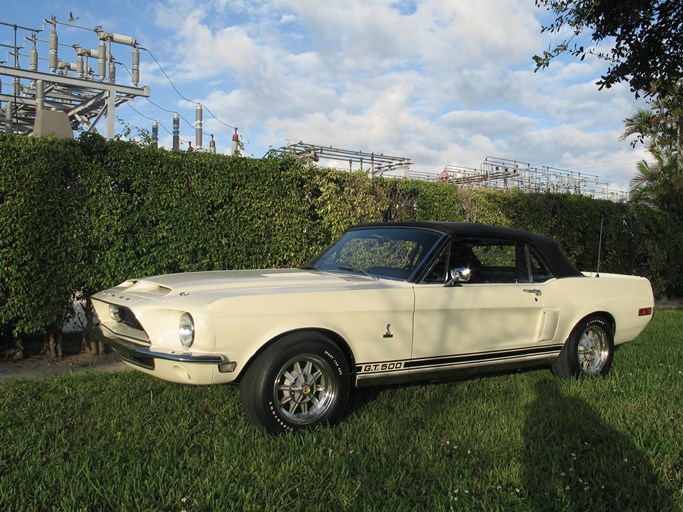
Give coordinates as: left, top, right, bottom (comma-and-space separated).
445, 267, 471, 287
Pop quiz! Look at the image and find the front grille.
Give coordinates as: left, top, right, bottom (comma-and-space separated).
114, 306, 144, 331
93, 297, 150, 344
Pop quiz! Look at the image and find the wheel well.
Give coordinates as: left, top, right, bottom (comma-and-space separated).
579, 311, 616, 336
235, 328, 356, 382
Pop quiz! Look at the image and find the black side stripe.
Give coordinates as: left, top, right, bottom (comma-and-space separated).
406, 344, 563, 370
355, 344, 564, 373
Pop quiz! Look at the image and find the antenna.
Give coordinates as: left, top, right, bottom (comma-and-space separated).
596, 215, 604, 277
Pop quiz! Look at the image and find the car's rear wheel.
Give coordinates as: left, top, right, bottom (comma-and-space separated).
551, 316, 614, 379
240, 332, 350, 433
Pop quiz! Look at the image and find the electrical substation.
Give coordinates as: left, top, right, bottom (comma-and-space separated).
277, 142, 413, 178
433, 157, 628, 201
0, 17, 149, 139
279, 144, 627, 201
1, 15, 627, 201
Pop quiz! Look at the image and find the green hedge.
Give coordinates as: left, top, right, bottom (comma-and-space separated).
1, 134, 681, 342
0, 137, 83, 341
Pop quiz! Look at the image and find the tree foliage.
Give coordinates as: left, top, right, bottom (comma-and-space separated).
621, 95, 683, 214
534, 0, 683, 98
622, 95, 683, 150
629, 149, 683, 211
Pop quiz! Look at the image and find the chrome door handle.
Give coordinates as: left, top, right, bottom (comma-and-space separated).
523, 288, 542, 296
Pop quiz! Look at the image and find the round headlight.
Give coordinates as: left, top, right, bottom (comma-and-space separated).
109, 304, 121, 322
178, 313, 195, 348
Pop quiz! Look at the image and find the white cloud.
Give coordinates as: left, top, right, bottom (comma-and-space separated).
138, 0, 649, 189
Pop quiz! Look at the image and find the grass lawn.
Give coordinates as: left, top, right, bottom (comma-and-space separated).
1, 310, 681, 511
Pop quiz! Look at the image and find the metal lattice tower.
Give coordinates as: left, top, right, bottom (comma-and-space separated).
277, 141, 413, 177
434, 157, 628, 201
275, 142, 627, 201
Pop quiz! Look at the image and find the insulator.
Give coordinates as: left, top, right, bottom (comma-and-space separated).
75, 46, 98, 59
109, 33, 137, 46
195, 105, 202, 149
49, 24, 58, 72
152, 121, 158, 147
98, 40, 106, 80
5, 101, 13, 133
36, 80, 44, 111
132, 47, 139, 86
76, 55, 84, 78
173, 113, 179, 150
98, 30, 137, 47
108, 59, 116, 83
58, 60, 77, 71
231, 128, 239, 155
30, 40, 38, 71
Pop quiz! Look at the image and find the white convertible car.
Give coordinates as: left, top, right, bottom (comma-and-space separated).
92, 222, 654, 432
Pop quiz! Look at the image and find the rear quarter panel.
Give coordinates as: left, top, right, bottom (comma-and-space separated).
542, 274, 654, 345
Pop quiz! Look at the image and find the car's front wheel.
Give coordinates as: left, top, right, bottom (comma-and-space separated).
551, 316, 614, 379
240, 332, 350, 433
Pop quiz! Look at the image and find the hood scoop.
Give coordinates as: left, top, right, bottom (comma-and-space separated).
117, 280, 172, 297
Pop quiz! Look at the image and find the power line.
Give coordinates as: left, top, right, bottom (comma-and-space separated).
141, 96, 228, 140
117, 60, 221, 140
140, 46, 237, 130
123, 101, 193, 145
124, 101, 171, 136
569, 156, 645, 170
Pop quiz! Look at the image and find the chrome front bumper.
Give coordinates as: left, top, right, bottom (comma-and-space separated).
93, 327, 237, 373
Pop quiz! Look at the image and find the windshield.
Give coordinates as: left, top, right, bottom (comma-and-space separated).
309, 227, 443, 280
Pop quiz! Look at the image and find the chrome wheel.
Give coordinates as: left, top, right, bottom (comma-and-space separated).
273, 354, 337, 425
551, 316, 614, 379
577, 325, 610, 375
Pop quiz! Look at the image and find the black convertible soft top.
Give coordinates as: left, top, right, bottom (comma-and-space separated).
351, 222, 584, 279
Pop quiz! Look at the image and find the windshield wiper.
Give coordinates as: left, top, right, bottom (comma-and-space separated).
337, 266, 378, 280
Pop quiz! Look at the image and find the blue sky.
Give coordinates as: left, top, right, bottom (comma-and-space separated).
1, 0, 650, 191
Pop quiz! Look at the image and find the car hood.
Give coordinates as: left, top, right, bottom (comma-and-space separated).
97, 268, 385, 306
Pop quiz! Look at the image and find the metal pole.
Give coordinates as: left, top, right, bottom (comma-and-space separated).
105, 89, 115, 139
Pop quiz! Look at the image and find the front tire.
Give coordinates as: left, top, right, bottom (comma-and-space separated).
240, 332, 350, 433
551, 316, 614, 379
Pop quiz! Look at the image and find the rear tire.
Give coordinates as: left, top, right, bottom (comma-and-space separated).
240, 332, 350, 433
551, 316, 614, 379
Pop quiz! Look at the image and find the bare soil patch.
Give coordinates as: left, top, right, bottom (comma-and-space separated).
0, 332, 127, 382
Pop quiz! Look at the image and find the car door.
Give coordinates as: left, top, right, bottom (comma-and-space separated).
412, 237, 554, 366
